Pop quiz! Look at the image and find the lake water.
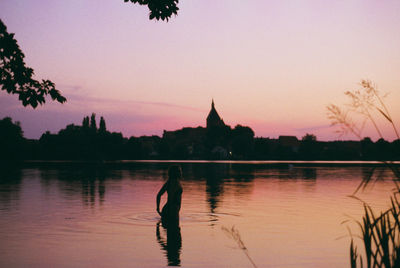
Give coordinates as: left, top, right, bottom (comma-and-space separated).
0, 162, 397, 267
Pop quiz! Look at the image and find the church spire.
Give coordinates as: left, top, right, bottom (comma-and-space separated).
207, 99, 225, 128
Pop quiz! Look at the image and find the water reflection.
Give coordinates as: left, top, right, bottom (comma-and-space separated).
205, 174, 224, 214
302, 168, 317, 180
188, 164, 257, 215
156, 221, 182, 266
0, 163, 397, 267
38, 167, 122, 208
189, 164, 228, 215
0, 168, 22, 211
230, 165, 255, 198
274, 166, 318, 182
231, 165, 256, 182
185, 164, 257, 225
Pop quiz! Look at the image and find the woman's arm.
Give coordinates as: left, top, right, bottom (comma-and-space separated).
156, 182, 168, 215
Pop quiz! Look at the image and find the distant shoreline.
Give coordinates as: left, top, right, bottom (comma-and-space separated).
20, 160, 400, 167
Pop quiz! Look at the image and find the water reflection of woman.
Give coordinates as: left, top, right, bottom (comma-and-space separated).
156, 165, 183, 227
156, 221, 182, 266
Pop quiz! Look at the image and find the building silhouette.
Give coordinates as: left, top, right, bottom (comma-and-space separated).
163, 99, 227, 139
206, 100, 226, 128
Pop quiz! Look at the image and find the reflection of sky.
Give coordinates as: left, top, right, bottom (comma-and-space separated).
1, 0, 400, 140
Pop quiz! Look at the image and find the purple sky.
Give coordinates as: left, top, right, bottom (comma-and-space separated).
1, 0, 400, 140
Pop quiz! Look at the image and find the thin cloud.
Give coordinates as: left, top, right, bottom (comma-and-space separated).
293, 124, 332, 132
65, 93, 205, 113
58, 84, 83, 91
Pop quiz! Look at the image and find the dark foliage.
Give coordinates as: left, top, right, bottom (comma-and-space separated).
2, 115, 400, 161
99, 116, 106, 133
300, 133, 319, 160
39, 114, 125, 160
124, 0, 179, 21
0, 117, 24, 161
0, 19, 66, 108
302, 133, 316, 142
82, 116, 89, 128
90, 113, 97, 130
231, 125, 254, 158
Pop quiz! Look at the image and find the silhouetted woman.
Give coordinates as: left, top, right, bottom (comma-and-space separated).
156, 165, 183, 227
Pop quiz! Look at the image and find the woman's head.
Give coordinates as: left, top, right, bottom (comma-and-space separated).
168, 165, 182, 181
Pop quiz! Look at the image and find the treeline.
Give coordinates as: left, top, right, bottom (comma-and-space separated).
254, 135, 399, 161
1, 116, 399, 161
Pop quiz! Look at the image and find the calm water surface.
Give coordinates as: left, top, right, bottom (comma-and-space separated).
0, 162, 397, 267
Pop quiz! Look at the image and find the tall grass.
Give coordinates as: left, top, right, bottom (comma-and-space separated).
327, 80, 400, 268
349, 194, 400, 268
222, 226, 258, 268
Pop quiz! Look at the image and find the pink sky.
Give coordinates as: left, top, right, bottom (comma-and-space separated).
1, 0, 399, 141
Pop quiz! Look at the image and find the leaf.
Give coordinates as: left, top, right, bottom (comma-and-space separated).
376, 107, 393, 123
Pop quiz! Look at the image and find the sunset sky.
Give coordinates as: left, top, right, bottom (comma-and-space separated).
1, 0, 399, 141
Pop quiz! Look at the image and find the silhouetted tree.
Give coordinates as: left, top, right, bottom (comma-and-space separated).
124, 0, 179, 21
0, 117, 25, 161
302, 133, 316, 142
360, 137, 374, 160
393, 139, 400, 160
231, 125, 255, 159
0, 117, 23, 138
254, 138, 271, 159
90, 113, 97, 131
99, 116, 106, 133
300, 133, 319, 160
0, 19, 66, 108
82, 116, 89, 129
375, 138, 391, 159
37, 114, 127, 160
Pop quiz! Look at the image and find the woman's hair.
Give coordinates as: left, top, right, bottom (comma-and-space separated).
168, 165, 182, 181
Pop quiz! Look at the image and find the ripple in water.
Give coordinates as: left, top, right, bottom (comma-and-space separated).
109, 211, 241, 226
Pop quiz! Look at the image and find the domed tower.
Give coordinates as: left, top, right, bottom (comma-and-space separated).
206, 100, 225, 128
